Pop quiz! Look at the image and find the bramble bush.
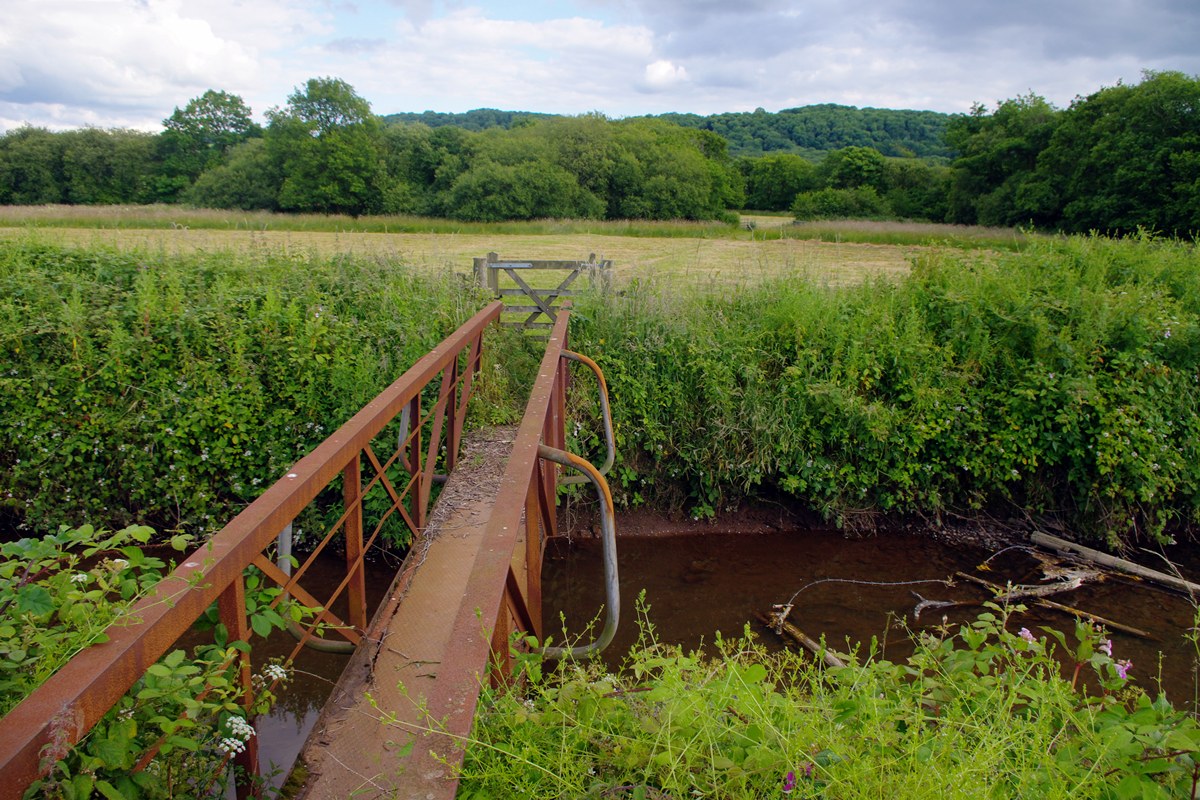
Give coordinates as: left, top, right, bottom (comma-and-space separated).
0, 237, 502, 539
567, 233, 1200, 544
460, 603, 1200, 798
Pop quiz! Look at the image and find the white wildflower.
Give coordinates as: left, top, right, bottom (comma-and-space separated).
226, 715, 256, 741
263, 664, 289, 682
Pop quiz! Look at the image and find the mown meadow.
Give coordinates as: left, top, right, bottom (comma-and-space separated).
3, 221, 1200, 797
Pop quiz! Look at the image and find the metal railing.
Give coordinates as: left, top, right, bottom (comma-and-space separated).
0, 300, 504, 798
387, 307, 621, 798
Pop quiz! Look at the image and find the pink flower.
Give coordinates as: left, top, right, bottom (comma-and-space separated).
1018, 628, 1035, 643
1115, 659, 1132, 680
782, 770, 796, 794
1099, 639, 1112, 657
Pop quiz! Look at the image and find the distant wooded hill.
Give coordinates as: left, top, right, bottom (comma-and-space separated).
381, 104, 953, 160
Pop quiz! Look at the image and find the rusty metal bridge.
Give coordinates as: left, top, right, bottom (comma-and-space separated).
0, 300, 618, 799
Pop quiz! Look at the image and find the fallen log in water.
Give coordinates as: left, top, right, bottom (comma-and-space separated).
1031, 531, 1200, 599
911, 591, 973, 620
955, 571, 1155, 640
756, 611, 847, 668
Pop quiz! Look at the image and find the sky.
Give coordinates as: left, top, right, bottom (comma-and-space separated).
1, 0, 1197, 133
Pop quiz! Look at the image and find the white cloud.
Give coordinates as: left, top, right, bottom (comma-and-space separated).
642, 60, 688, 91
0, 0, 1198, 131
0, 0, 325, 130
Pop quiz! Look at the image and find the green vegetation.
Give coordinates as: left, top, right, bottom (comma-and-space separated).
0, 81, 744, 223
0, 237, 495, 535
652, 104, 953, 159
0, 203, 744, 238
380, 108, 555, 131
462, 605, 1200, 798
568, 233, 1200, 543
3, 524, 299, 799
388, 104, 953, 159
2, 71, 1195, 236
947, 71, 1200, 236
3, 230, 1194, 546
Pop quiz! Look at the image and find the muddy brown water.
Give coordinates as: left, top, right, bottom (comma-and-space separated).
542, 529, 1200, 704
255, 526, 1200, 787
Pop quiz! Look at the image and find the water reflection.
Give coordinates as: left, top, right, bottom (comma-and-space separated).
542, 530, 1200, 708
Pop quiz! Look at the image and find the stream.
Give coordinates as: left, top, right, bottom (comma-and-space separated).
542, 527, 1200, 706
252, 523, 1200, 786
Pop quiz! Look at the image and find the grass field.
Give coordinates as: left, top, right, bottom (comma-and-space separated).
0, 205, 1023, 288
0, 225, 923, 287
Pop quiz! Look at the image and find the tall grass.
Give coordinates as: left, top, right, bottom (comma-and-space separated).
787, 219, 1035, 249
0, 204, 1034, 249
0, 204, 745, 239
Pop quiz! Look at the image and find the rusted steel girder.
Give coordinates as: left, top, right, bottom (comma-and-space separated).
0, 300, 503, 798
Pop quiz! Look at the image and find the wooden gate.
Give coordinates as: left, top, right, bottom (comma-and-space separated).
474, 251, 612, 331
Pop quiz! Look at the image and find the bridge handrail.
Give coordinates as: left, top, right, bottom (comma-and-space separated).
391, 307, 575, 796
0, 300, 504, 798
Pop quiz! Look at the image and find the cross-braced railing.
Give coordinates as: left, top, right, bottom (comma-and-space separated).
0, 300, 504, 799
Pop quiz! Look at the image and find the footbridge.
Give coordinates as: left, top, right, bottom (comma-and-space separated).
0, 299, 618, 799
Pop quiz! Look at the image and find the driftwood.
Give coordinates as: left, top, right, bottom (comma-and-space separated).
757, 611, 847, 668
911, 591, 973, 619
956, 571, 1155, 640
1032, 531, 1200, 598
912, 562, 1098, 620
991, 569, 1100, 602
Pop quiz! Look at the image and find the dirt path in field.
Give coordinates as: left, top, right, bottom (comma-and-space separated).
0, 226, 920, 287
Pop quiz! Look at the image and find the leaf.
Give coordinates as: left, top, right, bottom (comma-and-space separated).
71, 774, 95, 800
1113, 774, 1148, 800
740, 663, 768, 684
16, 585, 53, 616
95, 781, 126, 800
250, 613, 274, 639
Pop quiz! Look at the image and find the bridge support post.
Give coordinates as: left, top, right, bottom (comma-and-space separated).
343, 454, 367, 632
217, 578, 259, 799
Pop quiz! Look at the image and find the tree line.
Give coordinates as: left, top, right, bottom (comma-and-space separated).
382, 104, 954, 159
0, 71, 1196, 234
0, 78, 743, 222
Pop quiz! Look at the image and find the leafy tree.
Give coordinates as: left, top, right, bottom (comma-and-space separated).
59, 128, 156, 204
820, 146, 888, 191
156, 90, 260, 201
741, 154, 820, 211
881, 159, 951, 221
944, 94, 1060, 226
380, 108, 554, 131
608, 119, 742, 220
652, 104, 952, 158
0, 127, 65, 204
184, 139, 278, 210
791, 186, 891, 220
445, 158, 604, 221
1036, 71, 1200, 236
266, 77, 385, 216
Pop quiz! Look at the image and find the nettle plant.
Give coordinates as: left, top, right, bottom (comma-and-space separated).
1, 524, 297, 799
